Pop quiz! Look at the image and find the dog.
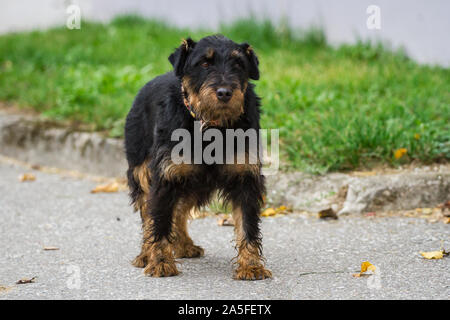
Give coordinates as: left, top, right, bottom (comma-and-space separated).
124, 35, 271, 280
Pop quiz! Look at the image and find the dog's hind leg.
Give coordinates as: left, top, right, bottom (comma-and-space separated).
171, 197, 204, 259
128, 160, 153, 268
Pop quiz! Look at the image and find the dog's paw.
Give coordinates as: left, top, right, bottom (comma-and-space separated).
174, 244, 204, 259
132, 253, 148, 268
234, 265, 272, 281
144, 261, 179, 277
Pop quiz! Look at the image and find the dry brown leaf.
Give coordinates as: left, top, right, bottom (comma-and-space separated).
353, 261, 376, 277
217, 214, 234, 226
0, 286, 13, 293
16, 277, 36, 284
352, 171, 377, 177
19, 173, 36, 182
91, 181, 120, 193
43, 246, 59, 251
437, 201, 450, 210
318, 208, 338, 220
419, 250, 448, 260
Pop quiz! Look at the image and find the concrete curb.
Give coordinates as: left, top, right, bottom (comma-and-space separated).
1, 111, 449, 213
0, 111, 126, 177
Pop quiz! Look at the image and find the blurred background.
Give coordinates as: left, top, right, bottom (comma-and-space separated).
0, 0, 449, 173
2, 0, 450, 65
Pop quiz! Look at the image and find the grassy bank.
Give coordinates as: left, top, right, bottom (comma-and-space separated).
0, 16, 448, 172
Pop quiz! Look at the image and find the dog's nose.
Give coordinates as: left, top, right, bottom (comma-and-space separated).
216, 87, 232, 102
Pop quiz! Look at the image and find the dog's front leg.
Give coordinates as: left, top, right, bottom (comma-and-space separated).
231, 177, 272, 280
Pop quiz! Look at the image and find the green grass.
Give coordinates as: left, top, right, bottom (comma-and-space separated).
0, 16, 449, 173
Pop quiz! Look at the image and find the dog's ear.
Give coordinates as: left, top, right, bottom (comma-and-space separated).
169, 38, 196, 77
240, 43, 259, 80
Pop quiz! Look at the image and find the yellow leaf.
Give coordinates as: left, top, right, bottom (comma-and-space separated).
91, 181, 120, 193
261, 208, 277, 217
414, 133, 420, 140
360, 261, 376, 273
394, 148, 407, 159
353, 261, 376, 277
420, 251, 444, 260
19, 173, 36, 182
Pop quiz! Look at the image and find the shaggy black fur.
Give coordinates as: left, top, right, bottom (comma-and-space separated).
125, 35, 265, 252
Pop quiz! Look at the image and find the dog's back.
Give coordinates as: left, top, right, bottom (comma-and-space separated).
124, 71, 178, 168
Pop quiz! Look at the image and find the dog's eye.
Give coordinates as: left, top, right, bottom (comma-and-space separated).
201, 62, 210, 68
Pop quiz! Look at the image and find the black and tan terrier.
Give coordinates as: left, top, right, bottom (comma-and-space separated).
124, 35, 271, 280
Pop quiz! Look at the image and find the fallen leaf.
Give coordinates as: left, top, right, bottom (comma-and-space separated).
353, 261, 376, 277
19, 173, 36, 182
261, 208, 277, 217
352, 171, 377, 177
420, 250, 448, 260
261, 205, 291, 217
217, 214, 234, 226
43, 246, 59, 251
16, 277, 36, 284
318, 208, 338, 220
91, 181, 120, 193
394, 148, 407, 159
0, 286, 12, 293
31, 164, 41, 170
437, 201, 450, 210
361, 261, 376, 273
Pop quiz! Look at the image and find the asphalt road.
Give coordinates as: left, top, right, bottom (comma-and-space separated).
0, 161, 449, 300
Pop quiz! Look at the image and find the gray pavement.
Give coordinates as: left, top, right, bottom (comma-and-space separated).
0, 161, 449, 300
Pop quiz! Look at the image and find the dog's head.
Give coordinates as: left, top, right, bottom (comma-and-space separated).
169, 35, 259, 126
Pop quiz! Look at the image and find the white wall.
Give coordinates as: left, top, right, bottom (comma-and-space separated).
0, 0, 449, 66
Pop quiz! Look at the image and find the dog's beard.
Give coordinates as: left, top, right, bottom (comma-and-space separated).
183, 79, 246, 127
